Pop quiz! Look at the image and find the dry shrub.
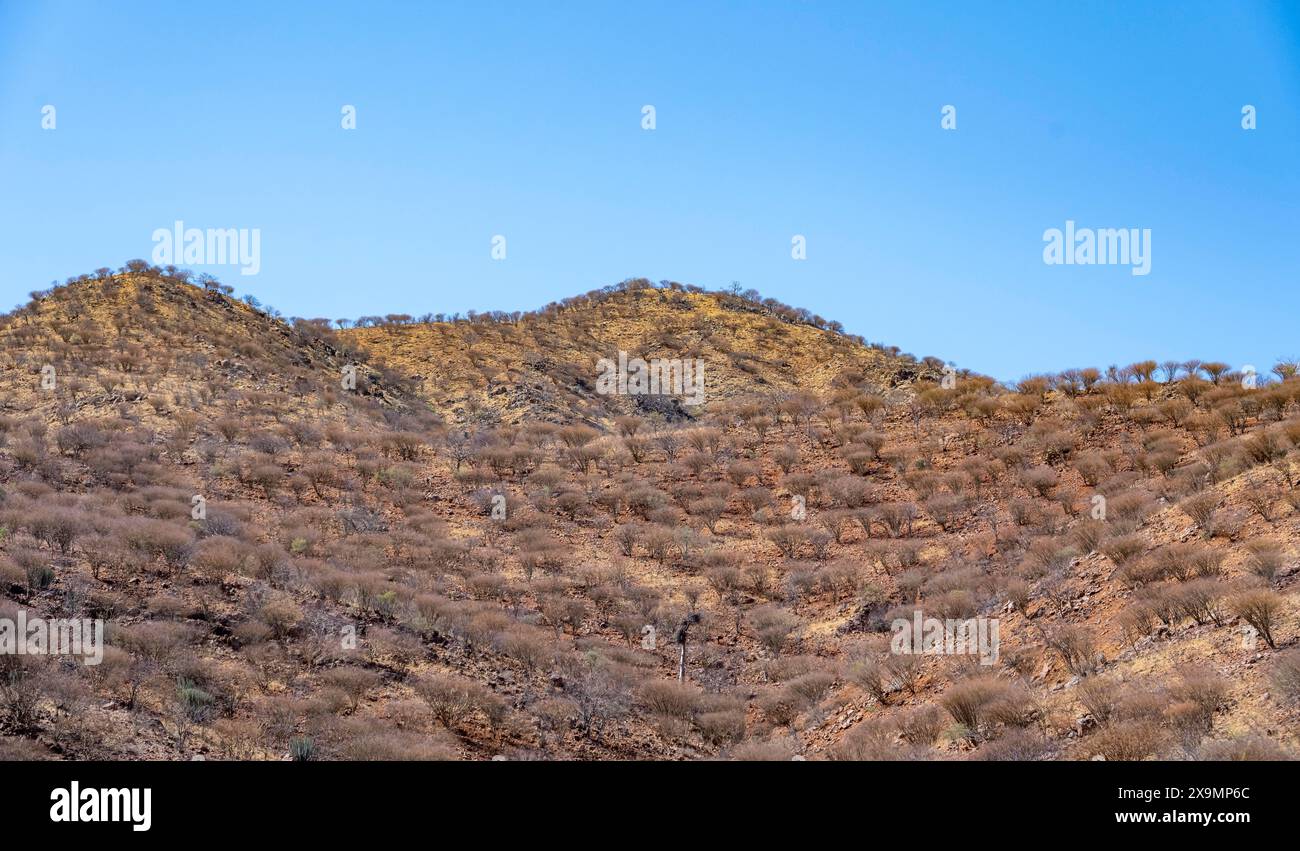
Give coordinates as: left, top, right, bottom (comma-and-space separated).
0, 656, 46, 732
786, 670, 836, 705
973, 728, 1049, 761
725, 738, 797, 761
1230, 589, 1282, 649
939, 676, 1007, 736
696, 708, 746, 746
1077, 676, 1121, 727
638, 679, 699, 721
1107, 489, 1156, 527
848, 654, 921, 705
1168, 579, 1227, 627
1071, 519, 1107, 554
766, 524, 805, 559
877, 502, 917, 537
146, 594, 192, 619
1044, 625, 1099, 675
1074, 452, 1111, 486
27, 508, 87, 553
1085, 719, 1167, 761
1272, 650, 1300, 703
898, 703, 946, 746
1135, 542, 1221, 583
1101, 533, 1146, 567
119, 516, 193, 569
118, 620, 197, 666
499, 626, 551, 676
1010, 498, 1043, 530
1019, 466, 1058, 497
1115, 684, 1167, 723
924, 494, 968, 531
1180, 491, 1225, 537
1209, 508, 1247, 539
413, 672, 505, 730
773, 443, 799, 472
1168, 667, 1228, 734
1199, 735, 1291, 761
321, 666, 382, 712
831, 718, 919, 761
985, 683, 1039, 729
0, 736, 54, 760
1242, 481, 1282, 521
1244, 539, 1286, 584
749, 606, 801, 654
756, 688, 800, 727
188, 535, 250, 582
331, 720, 459, 760
0, 555, 24, 590
1118, 558, 1167, 587
1003, 577, 1031, 612
257, 596, 304, 638
533, 696, 579, 743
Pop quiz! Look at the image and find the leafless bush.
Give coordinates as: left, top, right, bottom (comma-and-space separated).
786, 670, 836, 705
924, 494, 968, 531
773, 444, 799, 473
1179, 492, 1219, 537
414, 672, 505, 731
1167, 666, 1227, 735
321, 667, 382, 713
831, 717, 916, 760
1101, 533, 1146, 568
119, 517, 193, 570
696, 707, 746, 746
1242, 480, 1282, 521
1074, 451, 1112, 486
749, 606, 801, 654
1230, 589, 1282, 649
1199, 735, 1291, 761
1168, 578, 1227, 627
639, 679, 700, 721
1271, 650, 1300, 703
898, 703, 946, 746
939, 676, 1007, 737
333, 724, 458, 761
0, 656, 45, 732
725, 738, 798, 761
973, 728, 1049, 761
1019, 466, 1058, 497
1071, 519, 1106, 554
877, 502, 917, 537
1044, 625, 1099, 675
1244, 539, 1286, 584
1085, 719, 1167, 761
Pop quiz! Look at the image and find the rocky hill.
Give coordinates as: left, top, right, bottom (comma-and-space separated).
341, 280, 937, 427
0, 266, 1296, 762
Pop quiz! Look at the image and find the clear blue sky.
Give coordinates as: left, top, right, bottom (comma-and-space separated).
1, 1, 1297, 381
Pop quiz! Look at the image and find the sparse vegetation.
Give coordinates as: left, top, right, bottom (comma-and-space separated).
0, 267, 1295, 762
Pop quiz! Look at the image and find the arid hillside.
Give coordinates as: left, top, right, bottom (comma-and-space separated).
0, 265, 1297, 761
341, 280, 935, 426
